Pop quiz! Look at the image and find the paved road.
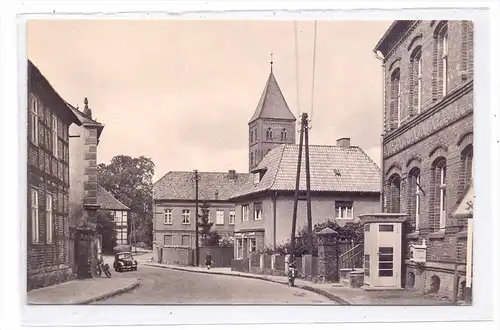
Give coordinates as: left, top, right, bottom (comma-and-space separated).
96, 257, 333, 304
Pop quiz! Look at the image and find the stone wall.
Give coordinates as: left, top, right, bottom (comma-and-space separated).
161, 247, 194, 266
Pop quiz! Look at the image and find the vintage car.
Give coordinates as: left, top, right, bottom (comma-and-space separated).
113, 252, 138, 272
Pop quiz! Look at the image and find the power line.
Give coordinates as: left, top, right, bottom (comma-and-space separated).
294, 20, 301, 122
310, 20, 318, 125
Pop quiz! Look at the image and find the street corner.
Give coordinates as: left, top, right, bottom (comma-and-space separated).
27, 276, 142, 305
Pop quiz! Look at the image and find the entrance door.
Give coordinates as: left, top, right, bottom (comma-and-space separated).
373, 223, 400, 288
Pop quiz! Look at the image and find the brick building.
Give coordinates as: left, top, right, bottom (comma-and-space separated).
27, 60, 82, 291
153, 170, 250, 249
230, 139, 381, 258
374, 20, 474, 299
248, 65, 296, 171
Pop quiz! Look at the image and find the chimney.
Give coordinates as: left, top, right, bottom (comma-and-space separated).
336, 138, 351, 148
228, 169, 236, 180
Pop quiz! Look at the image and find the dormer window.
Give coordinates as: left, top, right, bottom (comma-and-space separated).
253, 172, 261, 184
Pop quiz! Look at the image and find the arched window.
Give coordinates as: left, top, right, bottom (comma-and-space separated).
432, 157, 447, 230
460, 145, 473, 195
435, 22, 449, 97
266, 149, 271, 155
390, 68, 402, 130
387, 174, 401, 213
410, 46, 423, 114
281, 128, 288, 140
408, 168, 422, 231
266, 128, 273, 140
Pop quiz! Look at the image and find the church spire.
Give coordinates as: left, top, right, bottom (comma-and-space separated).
270, 52, 273, 73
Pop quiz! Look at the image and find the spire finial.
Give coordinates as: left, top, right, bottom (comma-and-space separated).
270, 52, 274, 73
84, 97, 89, 109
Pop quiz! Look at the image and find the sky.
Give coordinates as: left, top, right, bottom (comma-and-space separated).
27, 19, 392, 182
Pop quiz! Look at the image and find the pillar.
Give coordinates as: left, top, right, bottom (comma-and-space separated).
317, 227, 339, 282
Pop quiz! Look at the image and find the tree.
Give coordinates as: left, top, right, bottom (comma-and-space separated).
97, 155, 155, 248
197, 201, 215, 247
96, 210, 116, 255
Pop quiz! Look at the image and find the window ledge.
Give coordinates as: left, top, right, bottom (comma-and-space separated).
406, 231, 419, 239
428, 230, 445, 239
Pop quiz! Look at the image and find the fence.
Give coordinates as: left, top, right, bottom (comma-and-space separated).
231, 240, 363, 282
198, 247, 234, 267
157, 246, 234, 267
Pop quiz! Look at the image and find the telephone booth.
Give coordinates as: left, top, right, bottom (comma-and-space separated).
360, 213, 406, 290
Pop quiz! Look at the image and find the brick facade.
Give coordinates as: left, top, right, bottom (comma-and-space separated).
375, 20, 474, 299
27, 61, 81, 291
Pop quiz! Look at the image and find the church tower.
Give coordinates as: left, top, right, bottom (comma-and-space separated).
248, 58, 297, 171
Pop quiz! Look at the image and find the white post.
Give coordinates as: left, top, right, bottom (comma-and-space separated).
466, 218, 473, 288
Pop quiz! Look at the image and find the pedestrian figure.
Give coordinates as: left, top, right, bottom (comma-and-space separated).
205, 252, 212, 270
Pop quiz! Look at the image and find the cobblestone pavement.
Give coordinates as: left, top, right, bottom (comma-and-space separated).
95, 263, 334, 305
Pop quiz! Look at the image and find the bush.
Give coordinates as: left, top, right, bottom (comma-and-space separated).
114, 245, 131, 253
97, 210, 117, 254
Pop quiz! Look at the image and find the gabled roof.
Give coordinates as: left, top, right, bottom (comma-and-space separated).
28, 60, 82, 126
230, 144, 381, 199
97, 185, 130, 211
66, 102, 104, 140
153, 171, 251, 201
248, 71, 296, 124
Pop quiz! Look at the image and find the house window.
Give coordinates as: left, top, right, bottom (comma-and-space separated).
409, 168, 422, 231
364, 224, 370, 232
46, 194, 53, 243
378, 247, 394, 277
250, 152, 254, 165
29, 94, 39, 145
250, 130, 254, 143
335, 201, 353, 219
164, 235, 173, 246
254, 202, 263, 220
52, 115, 58, 157
461, 145, 473, 197
441, 28, 449, 96
364, 254, 370, 276
164, 209, 172, 224
182, 209, 190, 224
410, 46, 423, 114
254, 129, 258, 142
229, 210, 236, 224
390, 68, 402, 128
31, 188, 39, 243
266, 127, 273, 140
216, 210, 224, 225
236, 238, 243, 259
281, 128, 288, 140
122, 212, 128, 227
249, 238, 257, 252
181, 235, 191, 247
436, 160, 447, 229
242, 204, 249, 222
388, 174, 401, 213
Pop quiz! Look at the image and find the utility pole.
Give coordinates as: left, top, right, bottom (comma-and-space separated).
290, 113, 307, 263
304, 114, 313, 255
194, 170, 200, 267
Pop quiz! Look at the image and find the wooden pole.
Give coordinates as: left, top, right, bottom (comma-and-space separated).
194, 170, 200, 267
290, 113, 306, 262
304, 114, 313, 255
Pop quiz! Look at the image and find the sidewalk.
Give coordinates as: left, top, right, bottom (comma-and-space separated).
145, 262, 455, 306
27, 277, 141, 305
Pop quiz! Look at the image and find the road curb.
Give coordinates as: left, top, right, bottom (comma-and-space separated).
145, 263, 350, 305
77, 279, 142, 305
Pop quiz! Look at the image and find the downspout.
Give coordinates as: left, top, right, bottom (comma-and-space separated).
273, 191, 277, 251
374, 50, 386, 212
